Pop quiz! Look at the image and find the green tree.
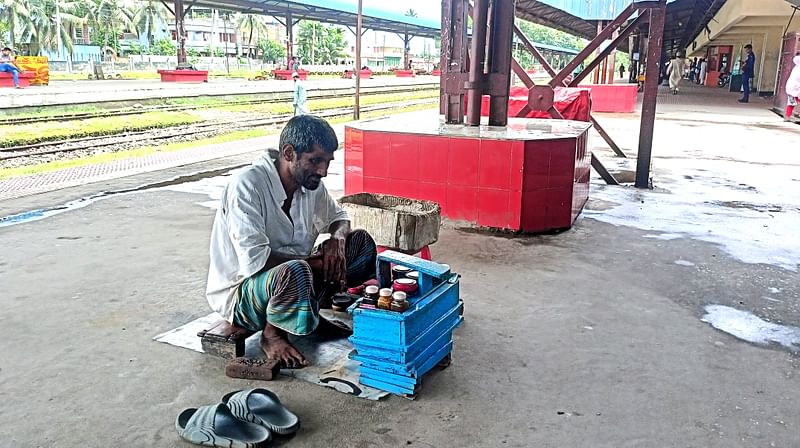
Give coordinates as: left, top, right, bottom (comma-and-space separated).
405, 9, 417, 18
24, 0, 87, 56
150, 37, 175, 55
258, 38, 284, 63
131, 0, 169, 49
297, 21, 345, 65
87, 0, 134, 55
127, 41, 143, 55
0, 0, 33, 48
205, 44, 222, 57
235, 12, 270, 58
516, 20, 585, 51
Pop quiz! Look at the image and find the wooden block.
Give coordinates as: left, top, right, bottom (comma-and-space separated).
226, 357, 281, 381
198, 319, 255, 359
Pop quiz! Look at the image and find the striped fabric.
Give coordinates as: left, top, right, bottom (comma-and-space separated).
233, 230, 376, 335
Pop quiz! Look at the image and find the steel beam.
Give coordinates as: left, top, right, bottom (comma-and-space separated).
635, 4, 667, 189
569, 14, 646, 86
466, 0, 490, 126
354, 0, 362, 120
175, 0, 186, 63
487, 0, 515, 126
442, 0, 468, 124
549, 2, 637, 88
286, 11, 293, 67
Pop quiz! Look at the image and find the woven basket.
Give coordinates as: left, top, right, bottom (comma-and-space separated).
339, 193, 441, 252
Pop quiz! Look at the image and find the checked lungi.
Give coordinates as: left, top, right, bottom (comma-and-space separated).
233, 229, 376, 335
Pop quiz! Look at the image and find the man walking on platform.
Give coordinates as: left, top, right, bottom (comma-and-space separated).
739, 44, 755, 103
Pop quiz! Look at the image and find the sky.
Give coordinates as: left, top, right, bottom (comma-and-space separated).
363, 0, 441, 21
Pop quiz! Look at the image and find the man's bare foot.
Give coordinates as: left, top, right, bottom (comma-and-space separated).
261, 323, 309, 368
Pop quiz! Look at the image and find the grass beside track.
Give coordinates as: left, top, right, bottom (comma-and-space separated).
218, 90, 440, 116
0, 102, 438, 180
0, 111, 202, 148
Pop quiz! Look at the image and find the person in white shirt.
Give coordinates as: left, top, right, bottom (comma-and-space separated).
206, 115, 376, 368
292, 72, 308, 116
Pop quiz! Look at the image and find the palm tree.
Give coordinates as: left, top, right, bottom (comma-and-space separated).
131, 0, 169, 49
234, 12, 270, 58
86, 0, 134, 54
405, 9, 417, 18
0, 0, 33, 48
24, 0, 87, 55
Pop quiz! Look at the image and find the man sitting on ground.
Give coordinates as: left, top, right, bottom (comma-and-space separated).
206, 115, 376, 368
0, 47, 24, 89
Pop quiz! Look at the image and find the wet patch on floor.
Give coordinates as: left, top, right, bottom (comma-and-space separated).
0, 166, 244, 228
702, 304, 800, 353
586, 163, 800, 271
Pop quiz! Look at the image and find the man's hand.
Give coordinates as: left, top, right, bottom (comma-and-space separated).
306, 252, 323, 272
321, 236, 346, 288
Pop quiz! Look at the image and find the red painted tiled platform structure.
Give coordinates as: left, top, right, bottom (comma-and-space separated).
0, 71, 34, 87
157, 69, 208, 83
345, 116, 592, 233
583, 84, 638, 113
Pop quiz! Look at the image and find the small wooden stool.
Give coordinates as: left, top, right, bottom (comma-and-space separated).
197, 319, 255, 359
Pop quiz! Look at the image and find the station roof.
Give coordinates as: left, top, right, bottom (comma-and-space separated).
188, 0, 440, 38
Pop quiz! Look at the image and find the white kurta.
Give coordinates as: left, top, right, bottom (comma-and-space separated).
205, 153, 349, 321
668, 58, 684, 90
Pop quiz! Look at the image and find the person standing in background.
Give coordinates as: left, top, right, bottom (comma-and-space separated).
698, 58, 708, 85
739, 44, 756, 103
292, 72, 308, 116
784, 54, 800, 121
619, 63, 625, 79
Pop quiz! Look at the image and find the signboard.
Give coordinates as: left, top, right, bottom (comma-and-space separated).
15, 56, 49, 85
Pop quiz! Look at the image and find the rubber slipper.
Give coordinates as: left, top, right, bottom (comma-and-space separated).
175, 403, 272, 447
222, 388, 300, 435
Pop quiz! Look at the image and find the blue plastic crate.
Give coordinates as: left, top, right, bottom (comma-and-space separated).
347, 250, 463, 396
358, 341, 455, 396
349, 301, 463, 366
351, 314, 461, 376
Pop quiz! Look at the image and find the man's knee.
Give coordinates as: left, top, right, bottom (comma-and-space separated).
348, 229, 376, 248
276, 259, 313, 283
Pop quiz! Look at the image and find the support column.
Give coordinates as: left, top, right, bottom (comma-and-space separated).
466, 0, 490, 126
593, 21, 603, 84
441, 0, 469, 124
354, 0, 362, 120
286, 11, 293, 68
635, 4, 666, 189
403, 32, 410, 69
175, 0, 186, 63
487, 0, 515, 126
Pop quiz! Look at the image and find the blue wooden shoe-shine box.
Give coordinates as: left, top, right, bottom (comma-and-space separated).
348, 250, 463, 396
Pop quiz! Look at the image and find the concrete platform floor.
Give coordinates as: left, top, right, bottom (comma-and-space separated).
1, 85, 799, 447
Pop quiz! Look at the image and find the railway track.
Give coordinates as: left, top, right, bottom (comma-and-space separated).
0, 98, 437, 162
0, 84, 438, 126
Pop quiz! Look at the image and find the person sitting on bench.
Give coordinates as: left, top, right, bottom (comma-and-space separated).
206, 115, 377, 368
0, 47, 23, 88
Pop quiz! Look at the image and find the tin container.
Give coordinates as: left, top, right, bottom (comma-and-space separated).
392, 278, 418, 296
392, 265, 412, 280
